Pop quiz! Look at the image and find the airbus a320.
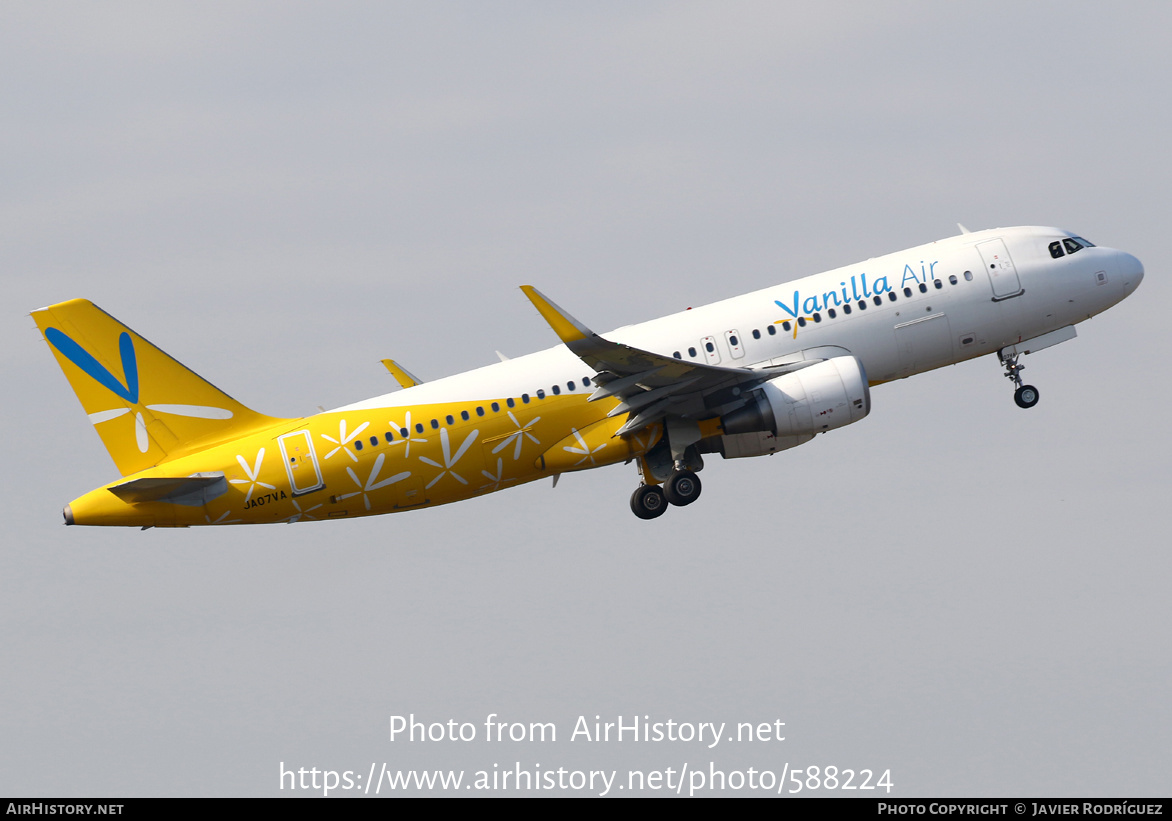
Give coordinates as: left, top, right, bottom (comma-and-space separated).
32, 225, 1143, 527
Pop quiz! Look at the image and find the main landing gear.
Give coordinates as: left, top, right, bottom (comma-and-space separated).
630, 419, 705, 519
1000, 349, 1040, 409
630, 468, 702, 520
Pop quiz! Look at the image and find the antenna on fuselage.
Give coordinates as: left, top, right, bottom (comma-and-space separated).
957, 223, 972, 235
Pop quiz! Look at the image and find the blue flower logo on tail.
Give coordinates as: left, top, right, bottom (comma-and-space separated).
45, 328, 139, 404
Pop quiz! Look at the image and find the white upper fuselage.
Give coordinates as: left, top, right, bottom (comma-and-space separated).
338, 226, 1144, 411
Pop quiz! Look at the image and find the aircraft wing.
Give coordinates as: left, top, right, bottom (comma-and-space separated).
380, 359, 424, 389
520, 286, 815, 436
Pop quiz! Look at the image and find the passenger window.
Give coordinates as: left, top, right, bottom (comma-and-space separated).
688, 346, 698, 356
934, 279, 943, 289
949, 274, 958, 285
567, 381, 575, 391
705, 341, 715, 353
812, 313, 821, 323
904, 287, 913, 297
370, 436, 378, 446
506, 398, 514, 408
522, 394, 530, 403
536, 390, 545, 399
583, 376, 591, 386
551, 385, 560, 395
843, 303, 852, 315
461, 410, 470, 421
888, 291, 897, 302
445, 415, 454, 425
919, 283, 928, 293
782, 321, 792, 331
767, 325, 776, 336
400, 427, 409, 437
752, 329, 761, 339
964, 270, 973, 281
430, 419, 439, 429
797, 317, 806, 327
673, 351, 681, 359
354, 440, 363, 451
476, 407, 484, 417
385, 431, 395, 443
857, 300, 867, 310
828, 308, 836, 318
415, 423, 424, 434
492, 402, 500, 412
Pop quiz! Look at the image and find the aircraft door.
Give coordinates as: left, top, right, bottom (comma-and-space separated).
977, 239, 1024, 300
278, 430, 325, 495
700, 336, 722, 364
724, 330, 745, 360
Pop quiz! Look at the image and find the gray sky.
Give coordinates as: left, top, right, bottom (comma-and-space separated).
2, 1, 1169, 797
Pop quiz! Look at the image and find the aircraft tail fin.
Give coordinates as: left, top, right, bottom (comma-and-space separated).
32, 299, 291, 476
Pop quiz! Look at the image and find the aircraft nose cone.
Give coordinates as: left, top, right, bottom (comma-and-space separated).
1119, 251, 1144, 293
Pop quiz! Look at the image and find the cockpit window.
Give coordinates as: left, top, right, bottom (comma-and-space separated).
1063, 238, 1084, 255
1073, 236, 1094, 247
1049, 241, 1064, 259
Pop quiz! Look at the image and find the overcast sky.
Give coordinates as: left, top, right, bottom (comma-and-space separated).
2, 1, 1169, 797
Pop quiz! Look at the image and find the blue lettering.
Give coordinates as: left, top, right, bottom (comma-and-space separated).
901, 263, 920, 287
802, 295, 822, 314
774, 293, 800, 319
872, 275, 889, 295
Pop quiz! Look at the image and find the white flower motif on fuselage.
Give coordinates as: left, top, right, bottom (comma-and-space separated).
420, 428, 479, 490
492, 412, 540, 460
321, 419, 369, 463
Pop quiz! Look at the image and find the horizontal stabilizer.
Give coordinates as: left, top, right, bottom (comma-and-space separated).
108, 473, 228, 507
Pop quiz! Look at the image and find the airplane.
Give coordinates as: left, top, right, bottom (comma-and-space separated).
31, 224, 1143, 527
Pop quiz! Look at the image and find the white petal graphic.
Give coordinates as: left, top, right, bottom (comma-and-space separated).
146, 404, 234, 419
89, 408, 130, 425
420, 428, 479, 490
134, 412, 149, 453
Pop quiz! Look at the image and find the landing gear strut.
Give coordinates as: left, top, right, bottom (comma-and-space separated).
1000, 350, 1039, 409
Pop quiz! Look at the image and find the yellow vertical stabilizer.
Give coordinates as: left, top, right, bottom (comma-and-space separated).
32, 299, 291, 476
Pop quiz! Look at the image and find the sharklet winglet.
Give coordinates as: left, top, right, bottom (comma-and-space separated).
520, 285, 594, 344
381, 359, 424, 388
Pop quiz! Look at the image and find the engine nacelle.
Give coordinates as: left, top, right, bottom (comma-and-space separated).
721, 356, 871, 438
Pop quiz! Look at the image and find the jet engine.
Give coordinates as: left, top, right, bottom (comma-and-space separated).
718, 357, 871, 455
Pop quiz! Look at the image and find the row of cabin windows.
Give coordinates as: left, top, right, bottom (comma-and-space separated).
669, 271, 975, 359
350, 376, 594, 452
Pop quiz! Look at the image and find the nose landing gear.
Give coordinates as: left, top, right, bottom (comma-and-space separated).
1000, 350, 1040, 409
